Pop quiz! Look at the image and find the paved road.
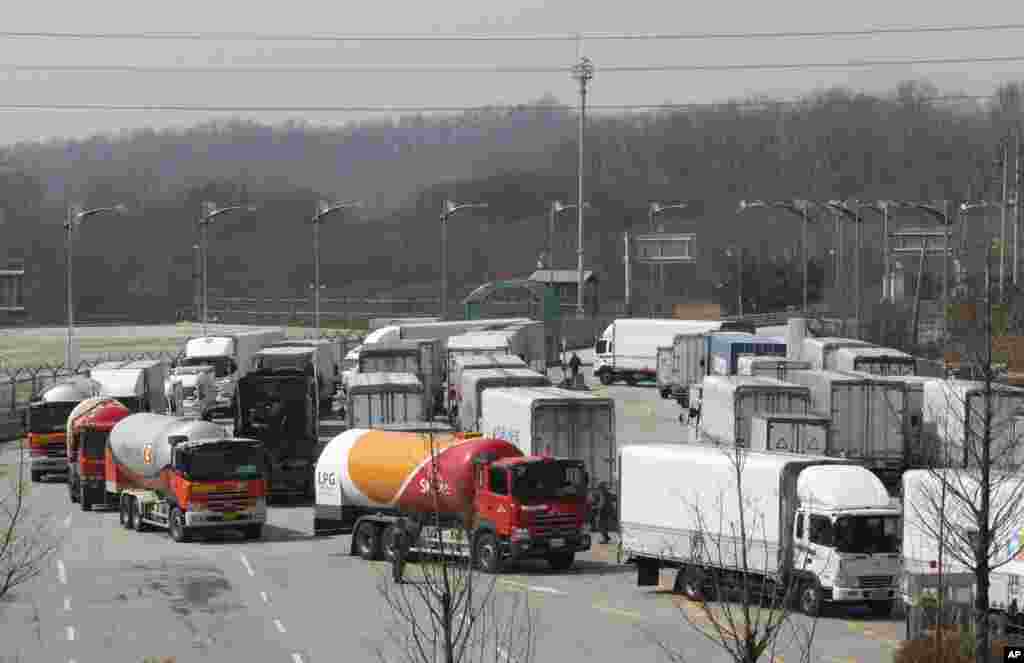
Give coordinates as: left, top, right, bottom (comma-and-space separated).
0, 368, 899, 663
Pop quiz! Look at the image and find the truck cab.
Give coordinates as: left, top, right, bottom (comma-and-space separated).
181, 338, 239, 416
26, 377, 102, 482
259, 340, 339, 412
166, 364, 217, 420
67, 398, 131, 510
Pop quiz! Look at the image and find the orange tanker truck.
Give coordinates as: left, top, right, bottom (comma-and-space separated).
107, 413, 269, 542
314, 428, 592, 573
66, 397, 132, 510
25, 376, 102, 482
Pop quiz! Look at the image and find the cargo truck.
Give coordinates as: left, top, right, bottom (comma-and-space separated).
90, 359, 168, 414
667, 326, 725, 407
25, 377, 102, 482
737, 357, 812, 380
691, 375, 812, 448
620, 444, 902, 616
234, 368, 319, 499
447, 353, 528, 414
656, 346, 675, 399
107, 413, 268, 542
799, 337, 875, 371
313, 429, 591, 572
180, 328, 286, 416
457, 368, 552, 432
594, 319, 725, 386
165, 364, 217, 420
358, 338, 444, 417
707, 333, 787, 376
749, 413, 832, 456
478, 386, 617, 491
785, 369, 908, 486
346, 372, 425, 428
66, 397, 131, 510
258, 339, 340, 412
829, 346, 917, 376
922, 379, 1024, 469
841, 373, 937, 469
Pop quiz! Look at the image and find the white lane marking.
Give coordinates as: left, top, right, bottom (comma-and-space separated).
499, 580, 564, 595
291, 654, 305, 663
63, 514, 72, 528
239, 553, 255, 577
57, 560, 67, 585
64, 596, 71, 611
66, 626, 76, 641
273, 619, 287, 634
260, 591, 269, 604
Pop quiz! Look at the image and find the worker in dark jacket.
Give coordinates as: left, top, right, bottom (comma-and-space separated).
593, 482, 614, 544
392, 519, 411, 584
569, 352, 582, 385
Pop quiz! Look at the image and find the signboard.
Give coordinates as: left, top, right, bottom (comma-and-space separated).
635, 233, 696, 264
672, 303, 721, 320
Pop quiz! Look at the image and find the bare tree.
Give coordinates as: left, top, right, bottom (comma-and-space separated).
375, 432, 536, 663
651, 442, 821, 663
906, 239, 1024, 662
1, 440, 61, 601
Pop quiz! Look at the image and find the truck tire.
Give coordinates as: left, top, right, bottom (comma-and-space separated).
169, 507, 192, 543
625, 375, 638, 386
869, 599, 894, 618
133, 498, 148, 532
243, 524, 263, 540
69, 479, 79, 503
354, 521, 382, 560
381, 524, 401, 563
119, 496, 132, 528
598, 372, 613, 386
79, 483, 92, 512
30, 470, 42, 483
679, 566, 707, 602
546, 552, 575, 571
799, 581, 823, 617
474, 532, 503, 574
659, 388, 670, 399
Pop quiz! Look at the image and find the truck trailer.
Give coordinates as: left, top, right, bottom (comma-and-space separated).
749, 413, 832, 456
65, 397, 132, 510
620, 444, 902, 616
829, 346, 917, 376
457, 367, 552, 433
180, 328, 286, 417
922, 379, 1024, 468
594, 319, 725, 386
446, 353, 528, 413
107, 413, 269, 542
25, 377, 102, 482
737, 357, 812, 380
667, 325, 726, 407
706, 333, 786, 376
313, 429, 591, 572
692, 375, 812, 448
89, 359, 168, 414
799, 337, 875, 371
358, 338, 444, 417
346, 372, 425, 428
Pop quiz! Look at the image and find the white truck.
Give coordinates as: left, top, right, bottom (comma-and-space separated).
829, 346, 917, 376
358, 338, 444, 417
595, 319, 727, 387
785, 369, 909, 487
749, 413, 832, 456
446, 353, 528, 413
257, 339, 339, 411
842, 373, 937, 470
500, 321, 550, 372
902, 468, 1024, 616
346, 372, 425, 429
667, 323, 728, 406
737, 356, 812, 380
478, 386, 617, 490
799, 337, 876, 370
89, 360, 168, 414
456, 367, 552, 432
922, 379, 1024, 469
691, 375, 812, 448
446, 332, 517, 373
620, 444, 902, 617
180, 328, 286, 416
165, 365, 217, 420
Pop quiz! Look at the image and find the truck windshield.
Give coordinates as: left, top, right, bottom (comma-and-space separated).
81, 430, 109, 458
511, 461, 588, 500
182, 356, 232, 378
184, 446, 265, 482
834, 515, 900, 555
28, 402, 76, 434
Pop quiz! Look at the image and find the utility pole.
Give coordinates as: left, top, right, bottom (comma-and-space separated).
1001, 138, 1010, 301
1016, 127, 1022, 289
572, 54, 594, 318
624, 232, 632, 316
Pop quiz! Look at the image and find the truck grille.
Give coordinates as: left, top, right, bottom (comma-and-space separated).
205, 490, 250, 512
529, 512, 578, 536
858, 575, 893, 589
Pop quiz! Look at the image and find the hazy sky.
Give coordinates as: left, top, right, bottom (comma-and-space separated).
2, 0, 1024, 146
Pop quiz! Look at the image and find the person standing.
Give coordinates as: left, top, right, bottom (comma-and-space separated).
595, 482, 614, 544
569, 352, 582, 385
392, 519, 410, 584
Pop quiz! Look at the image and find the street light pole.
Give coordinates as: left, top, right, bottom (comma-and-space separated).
738, 199, 816, 313
199, 202, 257, 337
64, 204, 126, 370
647, 202, 688, 315
548, 201, 586, 272
311, 200, 363, 338
572, 56, 594, 318
440, 200, 488, 320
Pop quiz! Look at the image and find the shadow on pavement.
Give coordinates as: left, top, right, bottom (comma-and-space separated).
507, 558, 634, 577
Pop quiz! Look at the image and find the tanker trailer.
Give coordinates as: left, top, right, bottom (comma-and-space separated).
314, 429, 592, 573
66, 397, 131, 510
107, 413, 269, 542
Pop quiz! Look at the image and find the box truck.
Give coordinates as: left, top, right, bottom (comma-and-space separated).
594, 319, 726, 386
707, 333, 786, 376
314, 430, 591, 572
922, 379, 1024, 469
737, 357, 812, 380
667, 325, 729, 407
829, 346, 917, 376
447, 353, 528, 413
457, 368, 552, 432
478, 386, 617, 491
785, 369, 908, 485
799, 337, 875, 371
180, 328, 286, 416
346, 372, 425, 429
358, 338, 443, 417
749, 413, 832, 456
692, 375, 812, 448
620, 444, 902, 616
90, 360, 168, 414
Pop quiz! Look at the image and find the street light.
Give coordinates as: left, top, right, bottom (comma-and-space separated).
440, 199, 488, 320
311, 200, 363, 338
738, 199, 816, 312
198, 202, 257, 337
65, 203, 127, 370
546, 200, 590, 271
648, 202, 689, 315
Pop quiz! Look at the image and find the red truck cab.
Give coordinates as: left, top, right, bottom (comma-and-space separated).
67, 400, 131, 510
473, 455, 591, 572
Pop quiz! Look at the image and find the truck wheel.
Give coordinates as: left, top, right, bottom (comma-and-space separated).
680, 566, 707, 602
380, 524, 402, 563
625, 375, 638, 387
69, 479, 79, 503
169, 507, 191, 543
660, 388, 670, 399
546, 552, 575, 571
243, 524, 263, 540
869, 599, 894, 618
474, 533, 502, 574
799, 582, 823, 617
30, 470, 42, 483
79, 483, 92, 512
119, 496, 132, 528
355, 521, 382, 560
133, 499, 148, 532
598, 372, 613, 386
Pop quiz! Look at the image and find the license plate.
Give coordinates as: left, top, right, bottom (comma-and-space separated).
223, 513, 241, 521
549, 538, 565, 548
872, 589, 890, 600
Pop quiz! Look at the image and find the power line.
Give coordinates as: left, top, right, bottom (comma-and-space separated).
3, 23, 1024, 42
4, 54, 1024, 75
0, 96, 993, 113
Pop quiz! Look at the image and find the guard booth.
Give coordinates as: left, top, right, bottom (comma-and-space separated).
463, 279, 562, 367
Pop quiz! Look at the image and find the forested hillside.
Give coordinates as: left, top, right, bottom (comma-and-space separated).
2, 80, 1022, 324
